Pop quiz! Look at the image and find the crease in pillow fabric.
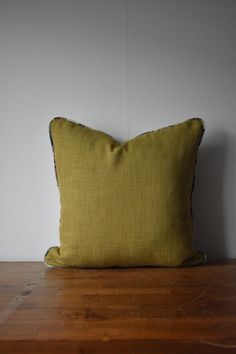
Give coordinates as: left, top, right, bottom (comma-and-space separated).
45, 117, 206, 268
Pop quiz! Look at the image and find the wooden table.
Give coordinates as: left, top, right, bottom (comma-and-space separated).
0, 261, 236, 353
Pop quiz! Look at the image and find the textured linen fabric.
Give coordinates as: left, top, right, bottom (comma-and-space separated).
45, 117, 205, 267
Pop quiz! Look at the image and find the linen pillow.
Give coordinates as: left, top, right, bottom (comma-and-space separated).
45, 117, 205, 267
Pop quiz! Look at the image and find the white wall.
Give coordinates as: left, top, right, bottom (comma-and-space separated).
0, 0, 235, 260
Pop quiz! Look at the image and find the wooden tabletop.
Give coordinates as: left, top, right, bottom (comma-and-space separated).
0, 261, 236, 353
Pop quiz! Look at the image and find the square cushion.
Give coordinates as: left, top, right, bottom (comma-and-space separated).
45, 117, 205, 267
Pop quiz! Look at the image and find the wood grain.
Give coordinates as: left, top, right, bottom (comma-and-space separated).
0, 261, 236, 353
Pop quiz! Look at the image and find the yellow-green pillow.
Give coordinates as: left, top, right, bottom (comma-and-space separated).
45, 117, 205, 267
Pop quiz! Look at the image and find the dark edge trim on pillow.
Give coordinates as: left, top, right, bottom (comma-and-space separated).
49, 117, 61, 187
189, 118, 206, 262
49, 117, 87, 187
126, 117, 205, 147
189, 118, 205, 218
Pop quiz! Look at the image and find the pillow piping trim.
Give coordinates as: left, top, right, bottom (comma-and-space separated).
189, 118, 206, 264
49, 117, 60, 187
49, 116, 205, 188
